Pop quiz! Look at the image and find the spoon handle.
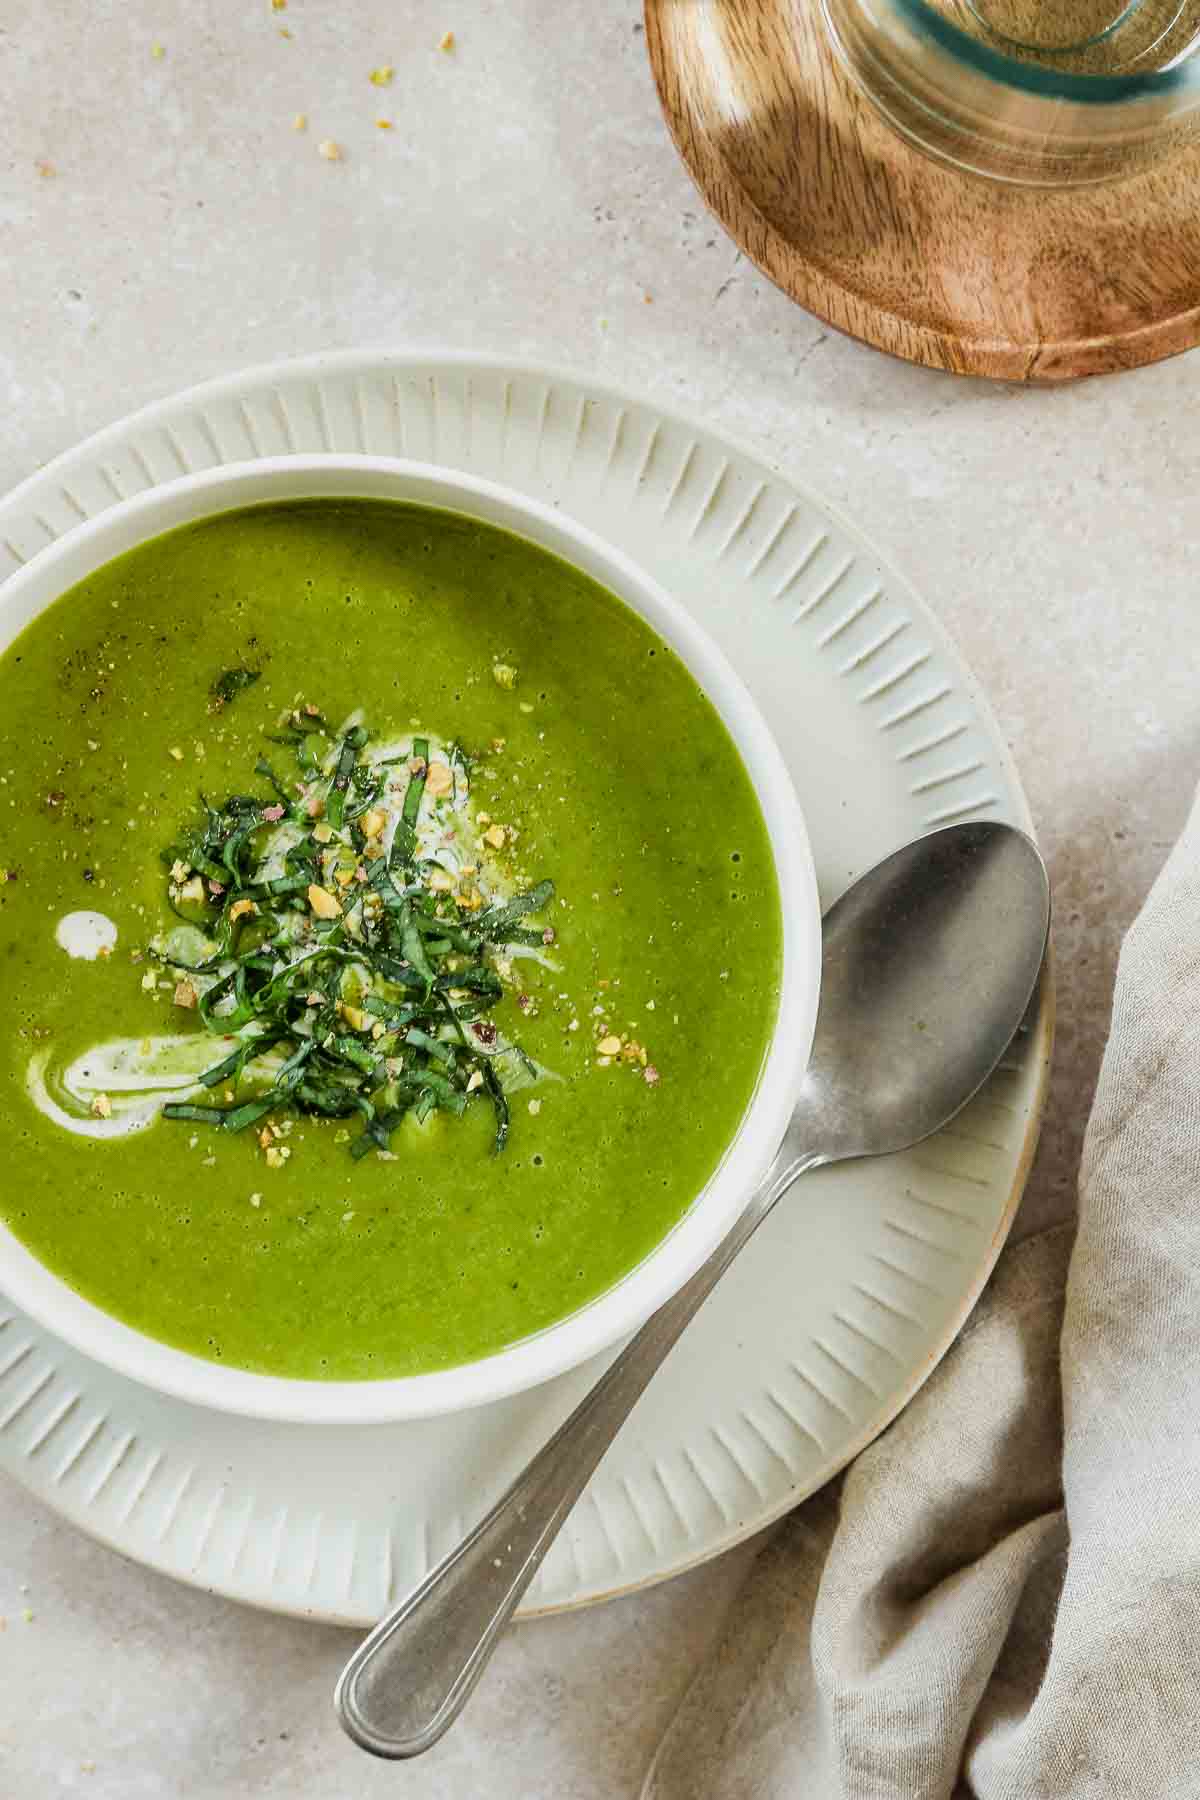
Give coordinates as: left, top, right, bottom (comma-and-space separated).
335, 1138, 824, 1759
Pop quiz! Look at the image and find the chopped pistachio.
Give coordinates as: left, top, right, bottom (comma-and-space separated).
307, 883, 342, 919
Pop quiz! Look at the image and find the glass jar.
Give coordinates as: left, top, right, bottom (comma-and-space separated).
820, 0, 1200, 183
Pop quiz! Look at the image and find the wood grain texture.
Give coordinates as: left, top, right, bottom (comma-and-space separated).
645, 0, 1200, 381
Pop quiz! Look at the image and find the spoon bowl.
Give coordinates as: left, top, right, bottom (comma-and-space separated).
806, 821, 1049, 1163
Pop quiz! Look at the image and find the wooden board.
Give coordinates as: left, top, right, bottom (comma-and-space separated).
645, 0, 1200, 380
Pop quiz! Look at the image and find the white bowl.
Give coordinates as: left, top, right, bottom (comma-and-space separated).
0, 456, 821, 1423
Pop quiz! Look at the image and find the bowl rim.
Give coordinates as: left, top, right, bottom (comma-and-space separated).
0, 454, 821, 1423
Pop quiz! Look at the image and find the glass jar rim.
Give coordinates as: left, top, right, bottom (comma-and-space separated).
890, 0, 1195, 99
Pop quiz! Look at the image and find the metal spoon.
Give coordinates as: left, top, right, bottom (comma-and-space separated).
336, 820, 1050, 1760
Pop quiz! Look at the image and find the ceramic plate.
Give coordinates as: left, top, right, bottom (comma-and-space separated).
0, 351, 1051, 1623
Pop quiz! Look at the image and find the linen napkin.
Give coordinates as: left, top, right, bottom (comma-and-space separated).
644, 790, 1200, 1800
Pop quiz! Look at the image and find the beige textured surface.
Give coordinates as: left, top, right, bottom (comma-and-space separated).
0, 0, 1195, 1794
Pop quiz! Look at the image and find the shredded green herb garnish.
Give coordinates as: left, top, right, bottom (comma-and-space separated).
152, 708, 554, 1159
390, 736, 428, 871
210, 667, 261, 706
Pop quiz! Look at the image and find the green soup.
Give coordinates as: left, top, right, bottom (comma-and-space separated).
0, 501, 782, 1379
